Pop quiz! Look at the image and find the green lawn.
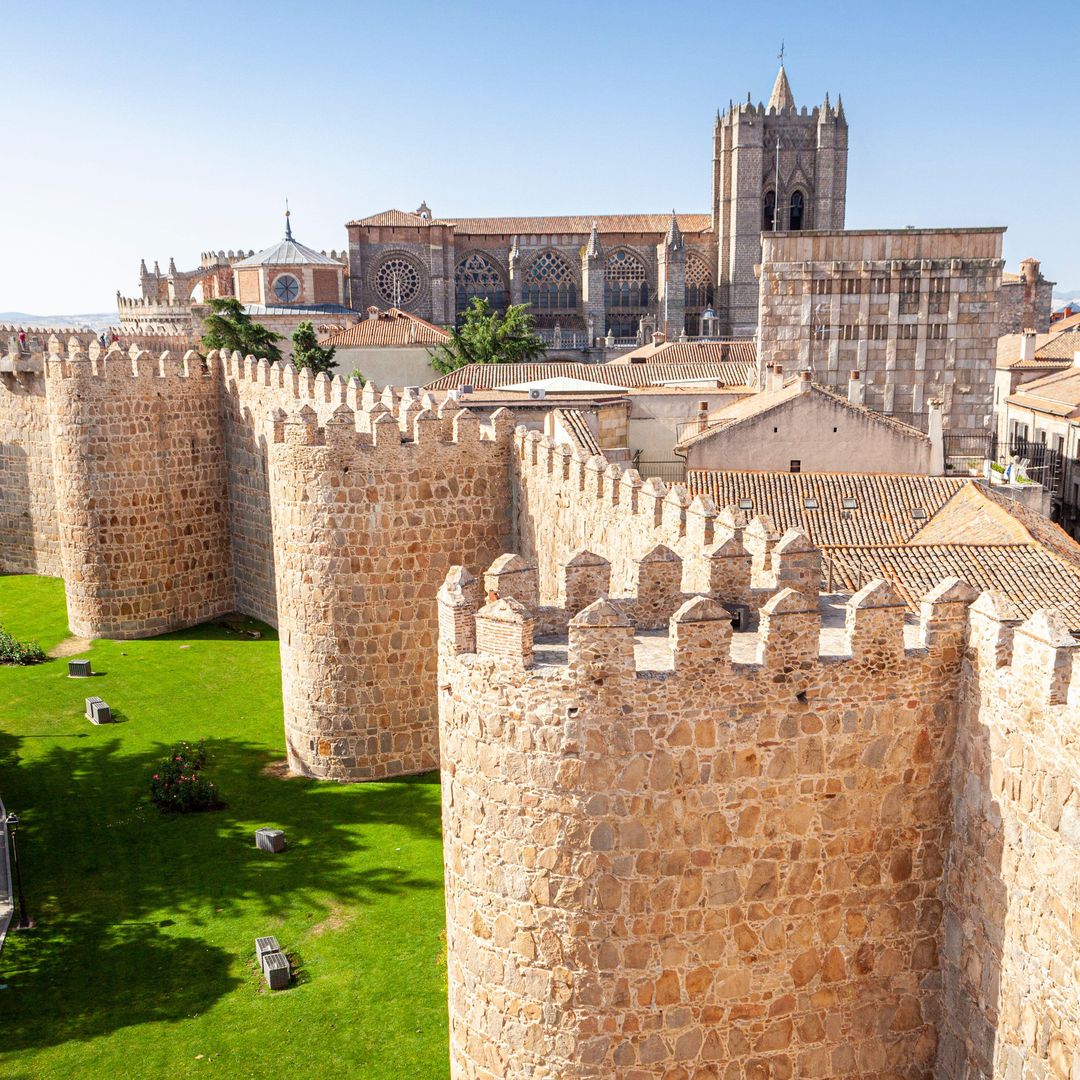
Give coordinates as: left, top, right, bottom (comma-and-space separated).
0, 575, 449, 1079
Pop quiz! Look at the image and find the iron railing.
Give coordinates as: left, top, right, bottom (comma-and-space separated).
633, 458, 686, 484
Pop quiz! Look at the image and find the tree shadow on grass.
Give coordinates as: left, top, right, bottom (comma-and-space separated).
0, 730, 445, 1053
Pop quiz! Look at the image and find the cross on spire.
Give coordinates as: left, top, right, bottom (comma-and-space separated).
285, 197, 293, 241
777, 40, 785, 66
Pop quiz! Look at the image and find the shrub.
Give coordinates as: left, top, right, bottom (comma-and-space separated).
0, 625, 46, 665
149, 739, 221, 813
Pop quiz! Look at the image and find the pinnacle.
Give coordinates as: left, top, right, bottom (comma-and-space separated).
768, 65, 795, 112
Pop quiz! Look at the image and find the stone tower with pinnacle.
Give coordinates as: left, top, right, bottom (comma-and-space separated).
711, 64, 849, 336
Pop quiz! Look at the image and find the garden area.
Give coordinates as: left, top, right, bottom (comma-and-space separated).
0, 575, 449, 1078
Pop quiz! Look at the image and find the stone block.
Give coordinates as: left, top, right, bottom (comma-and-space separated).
255, 936, 281, 961
68, 659, 92, 678
84, 696, 112, 724
255, 828, 286, 853
262, 950, 290, 990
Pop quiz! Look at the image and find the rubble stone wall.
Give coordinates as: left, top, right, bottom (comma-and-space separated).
268, 400, 513, 780
938, 599, 1080, 1079
439, 565, 974, 1079
44, 345, 232, 638
0, 366, 60, 575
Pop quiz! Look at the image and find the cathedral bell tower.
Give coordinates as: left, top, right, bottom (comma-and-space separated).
711, 64, 848, 336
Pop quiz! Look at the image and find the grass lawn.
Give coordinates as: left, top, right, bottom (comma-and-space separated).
0, 575, 449, 1079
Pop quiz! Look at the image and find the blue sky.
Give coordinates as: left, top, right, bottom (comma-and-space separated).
4, 0, 1077, 314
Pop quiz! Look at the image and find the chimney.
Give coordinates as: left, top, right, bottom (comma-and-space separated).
1020, 332, 1036, 363
847, 370, 865, 406
652, 331, 665, 346
928, 399, 945, 476
798, 370, 812, 394
767, 363, 785, 392
1073, 351, 1080, 369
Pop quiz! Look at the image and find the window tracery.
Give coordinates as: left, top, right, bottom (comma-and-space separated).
604, 249, 649, 308
374, 256, 421, 306
523, 250, 577, 310
455, 252, 506, 312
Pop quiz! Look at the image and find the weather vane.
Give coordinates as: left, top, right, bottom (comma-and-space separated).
777, 40, 785, 65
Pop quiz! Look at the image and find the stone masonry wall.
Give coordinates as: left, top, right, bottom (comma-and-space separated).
438, 559, 974, 1078
268, 398, 513, 781
0, 365, 60, 575
937, 596, 1080, 1079
514, 428, 819, 625
45, 343, 233, 639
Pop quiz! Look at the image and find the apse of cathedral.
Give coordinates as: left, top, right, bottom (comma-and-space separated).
344, 65, 847, 340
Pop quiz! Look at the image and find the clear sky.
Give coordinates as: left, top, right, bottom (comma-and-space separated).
4, 0, 1077, 314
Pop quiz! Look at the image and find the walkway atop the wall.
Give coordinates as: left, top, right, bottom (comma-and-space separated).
530, 595, 923, 672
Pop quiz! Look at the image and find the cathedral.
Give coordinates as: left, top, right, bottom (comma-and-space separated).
345, 65, 847, 339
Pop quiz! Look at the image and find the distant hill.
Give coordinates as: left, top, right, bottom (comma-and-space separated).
0, 311, 117, 331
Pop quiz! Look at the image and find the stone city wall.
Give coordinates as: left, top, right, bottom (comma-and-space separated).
44, 342, 233, 639
438, 553, 976, 1079
514, 428, 818, 626
938, 595, 1080, 1079
0, 364, 60, 576
267, 397, 514, 781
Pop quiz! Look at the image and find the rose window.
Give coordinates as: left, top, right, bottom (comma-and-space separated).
374, 257, 421, 306
273, 274, 301, 303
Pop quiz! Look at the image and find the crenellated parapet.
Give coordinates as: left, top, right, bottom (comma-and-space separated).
268, 400, 514, 781
514, 426, 821, 629
437, 555, 978, 1078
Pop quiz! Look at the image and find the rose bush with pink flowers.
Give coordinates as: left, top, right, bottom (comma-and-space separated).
149, 739, 221, 812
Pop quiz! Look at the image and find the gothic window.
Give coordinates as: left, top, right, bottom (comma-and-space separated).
455, 252, 506, 313
374, 256, 422, 307
763, 190, 776, 231
605, 250, 649, 309
523, 250, 577, 311
789, 191, 805, 230
685, 255, 714, 310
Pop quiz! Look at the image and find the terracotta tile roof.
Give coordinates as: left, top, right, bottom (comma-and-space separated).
551, 408, 602, 456
348, 210, 712, 234
425, 360, 753, 391
319, 308, 451, 348
613, 340, 757, 368
996, 331, 1078, 369
687, 470, 1080, 626
678, 382, 927, 450
826, 544, 1080, 627
1007, 367, 1080, 418
1050, 311, 1080, 332
687, 472, 965, 546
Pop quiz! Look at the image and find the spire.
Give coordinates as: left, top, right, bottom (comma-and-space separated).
168, 256, 177, 275
285, 199, 293, 241
768, 65, 795, 112
139, 258, 148, 276
835, 93, 846, 121
666, 210, 684, 252
585, 221, 601, 259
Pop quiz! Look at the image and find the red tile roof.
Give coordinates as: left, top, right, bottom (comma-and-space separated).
348, 210, 712, 235
425, 360, 753, 391
319, 309, 450, 348
686, 470, 1080, 626
613, 340, 757, 368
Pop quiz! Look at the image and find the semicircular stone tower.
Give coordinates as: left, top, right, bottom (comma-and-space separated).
268, 398, 512, 781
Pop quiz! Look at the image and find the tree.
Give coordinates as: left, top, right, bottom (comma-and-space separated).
347, 368, 366, 387
200, 298, 281, 362
291, 321, 337, 376
428, 298, 546, 374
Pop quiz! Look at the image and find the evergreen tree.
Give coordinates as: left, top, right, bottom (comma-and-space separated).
291, 321, 337, 376
200, 297, 282, 362
429, 298, 546, 375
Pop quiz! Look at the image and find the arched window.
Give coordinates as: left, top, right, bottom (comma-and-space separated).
604, 249, 649, 309
522, 250, 577, 311
789, 191, 805, 231
763, 190, 776, 231
455, 252, 506, 314
685, 255, 714, 310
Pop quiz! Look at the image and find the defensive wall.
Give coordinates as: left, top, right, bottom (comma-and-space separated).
438, 549, 1080, 1078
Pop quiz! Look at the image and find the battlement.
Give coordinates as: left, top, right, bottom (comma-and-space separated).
437, 553, 999, 691
514, 426, 822, 617
44, 344, 212, 384
116, 293, 193, 312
